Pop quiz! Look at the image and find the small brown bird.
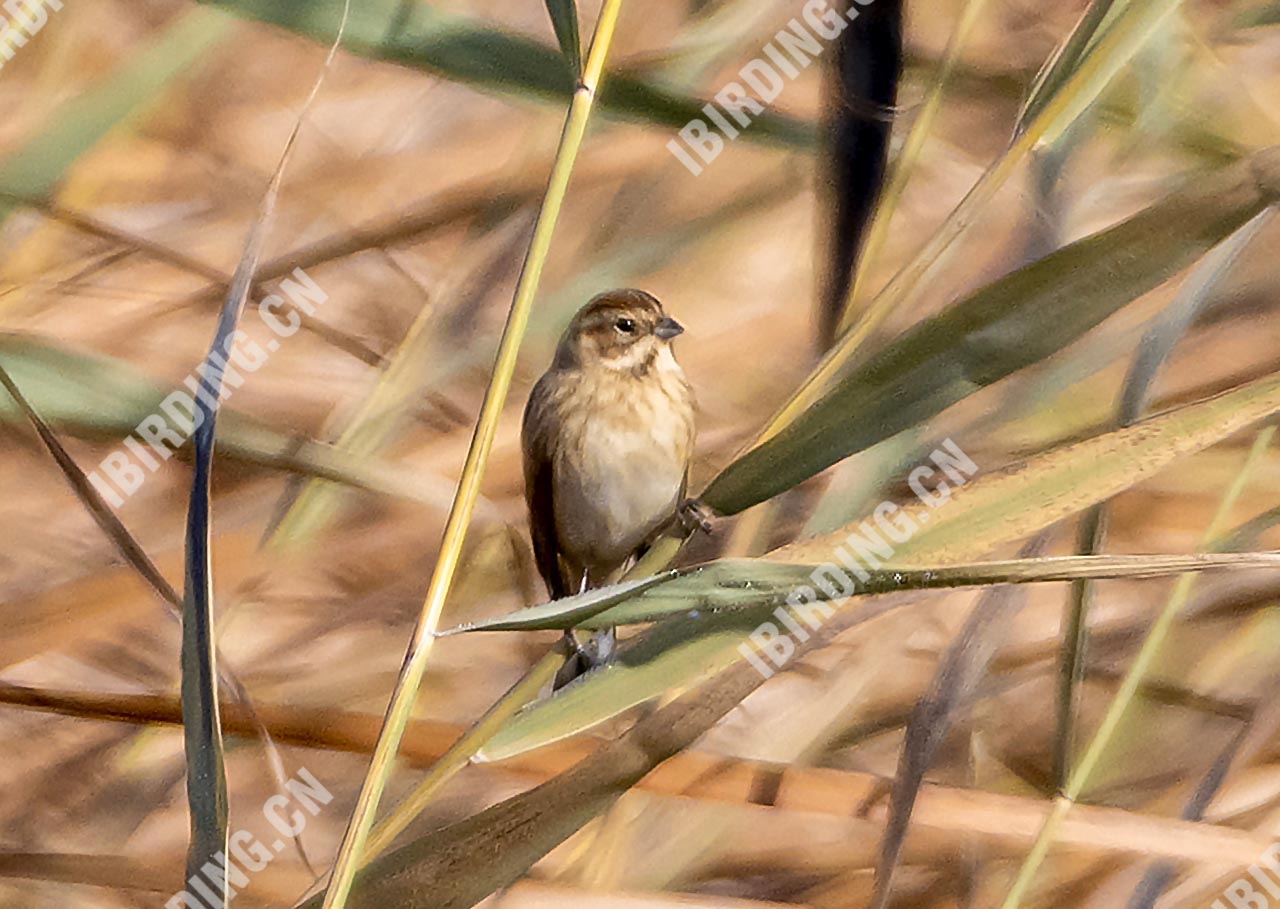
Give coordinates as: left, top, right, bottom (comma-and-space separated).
522, 289, 696, 677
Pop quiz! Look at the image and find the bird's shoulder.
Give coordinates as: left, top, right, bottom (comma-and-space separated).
522, 370, 566, 446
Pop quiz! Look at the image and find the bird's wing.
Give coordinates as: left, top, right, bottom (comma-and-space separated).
522, 374, 568, 599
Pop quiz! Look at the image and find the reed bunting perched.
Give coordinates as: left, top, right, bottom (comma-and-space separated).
522, 289, 696, 680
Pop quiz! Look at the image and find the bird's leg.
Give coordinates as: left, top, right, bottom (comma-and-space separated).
553, 635, 586, 691
561, 571, 592, 660
678, 497, 715, 535
586, 627, 617, 664
559, 629, 586, 659
553, 570, 596, 690
579, 567, 616, 671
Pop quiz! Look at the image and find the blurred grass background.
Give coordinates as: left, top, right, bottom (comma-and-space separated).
3, 0, 1280, 906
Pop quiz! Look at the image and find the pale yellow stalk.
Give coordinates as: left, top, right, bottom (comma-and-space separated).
319, 4, 628, 906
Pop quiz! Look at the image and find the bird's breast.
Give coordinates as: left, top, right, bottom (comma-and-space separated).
553, 368, 692, 570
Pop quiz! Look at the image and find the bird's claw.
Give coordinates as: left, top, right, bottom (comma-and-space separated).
678, 498, 715, 535
554, 629, 616, 690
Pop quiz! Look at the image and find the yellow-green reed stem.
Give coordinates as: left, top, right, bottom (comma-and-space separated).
998, 425, 1275, 909
319, 5, 628, 906
363, 651, 563, 860
721, 501, 775, 558
1016, 0, 1125, 133
747, 0, 1180, 452
835, 0, 992, 337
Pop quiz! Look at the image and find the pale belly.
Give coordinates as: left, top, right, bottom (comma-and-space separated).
554, 420, 685, 577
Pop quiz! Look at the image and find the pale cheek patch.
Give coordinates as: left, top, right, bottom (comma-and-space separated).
602, 340, 656, 372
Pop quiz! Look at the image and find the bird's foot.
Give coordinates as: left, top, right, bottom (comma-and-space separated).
553, 628, 616, 690
678, 498, 715, 535
582, 627, 616, 666
554, 631, 588, 690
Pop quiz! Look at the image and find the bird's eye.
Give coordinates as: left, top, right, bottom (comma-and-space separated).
614, 317, 635, 334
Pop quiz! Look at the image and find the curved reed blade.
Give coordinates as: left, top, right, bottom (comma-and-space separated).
0, 363, 180, 605
818, 0, 902, 348
1120, 210, 1272, 424
295, 663, 771, 909
300, 598, 890, 909
785, 376, 1280, 566
177, 5, 348, 900
513, 366, 1280, 763
440, 571, 680, 634
317, 5, 628, 907
445, 553, 1280, 635
0, 362, 321, 868
465, 550, 1280, 762
703, 146, 1280, 516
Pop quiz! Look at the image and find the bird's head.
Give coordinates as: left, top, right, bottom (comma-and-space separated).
554, 288, 684, 374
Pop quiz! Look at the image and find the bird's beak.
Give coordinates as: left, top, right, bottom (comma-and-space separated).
655, 316, 684, 340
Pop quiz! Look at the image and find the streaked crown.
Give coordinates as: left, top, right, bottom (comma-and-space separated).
554, 288, 684, 371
